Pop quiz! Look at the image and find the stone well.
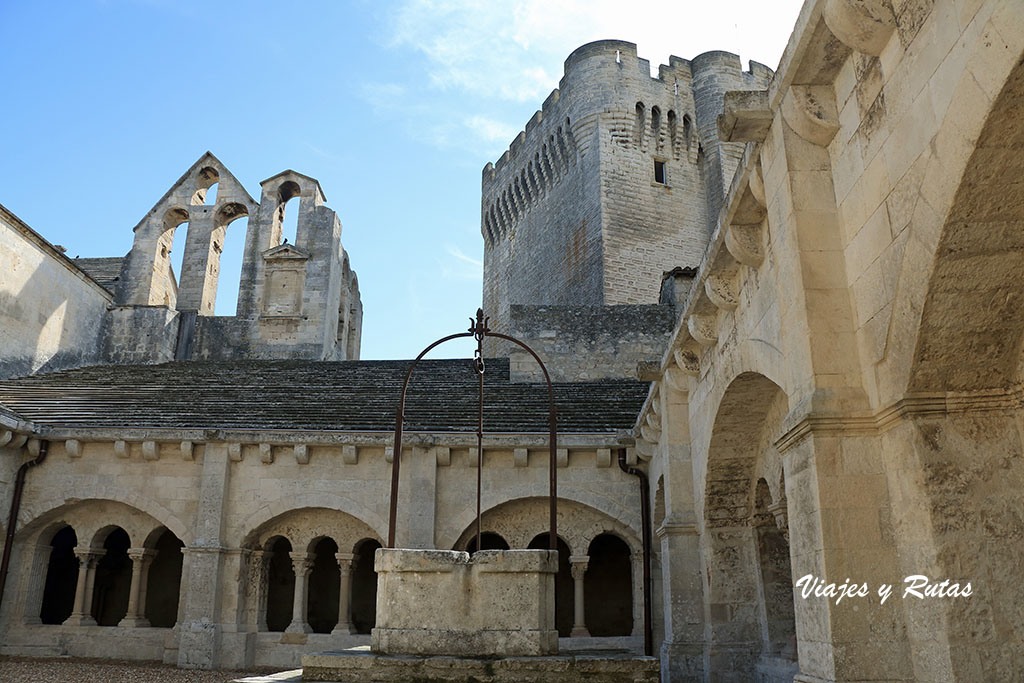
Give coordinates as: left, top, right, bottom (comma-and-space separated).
371, 548, 558, 657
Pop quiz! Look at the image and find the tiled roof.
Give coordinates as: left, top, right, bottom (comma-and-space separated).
72, 257, 124, 293
0, 359, 647, 433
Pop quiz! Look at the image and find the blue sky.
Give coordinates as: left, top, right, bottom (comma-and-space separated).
0, 0, 802, 360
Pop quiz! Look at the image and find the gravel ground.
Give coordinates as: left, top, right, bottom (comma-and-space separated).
0, 657, 292, 682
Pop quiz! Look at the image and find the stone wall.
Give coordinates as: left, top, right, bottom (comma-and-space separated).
508, 304, 675, 382
0, 206, 110, 379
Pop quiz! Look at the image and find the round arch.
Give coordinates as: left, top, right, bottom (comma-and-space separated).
233, 495, 386, 549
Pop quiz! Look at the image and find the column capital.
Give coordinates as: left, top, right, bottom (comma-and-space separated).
569, 555, 589, 580
127, 548, 157, 562
335, 552, 357, 569
74, 549, 101, 565
289, 552, 314, 575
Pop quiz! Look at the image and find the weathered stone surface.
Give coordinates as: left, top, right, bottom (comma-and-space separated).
371, 549, 558, 657
301, 649, 660, 682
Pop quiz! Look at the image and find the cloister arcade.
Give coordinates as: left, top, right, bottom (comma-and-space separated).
8, 495, 644, 659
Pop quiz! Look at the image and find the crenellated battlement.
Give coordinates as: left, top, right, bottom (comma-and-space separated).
481, 41, 773, 245
481, 39, 773, 352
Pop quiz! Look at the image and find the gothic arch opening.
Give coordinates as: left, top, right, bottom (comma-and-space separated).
39, 525, 78, 625
144, 528, 183, 628
91, 527, 131, 626
350, 538, 381, 634
276, 181, 302, 247
307, 537, 341, 634
192, 166, 220, 205
212, 202, 249, 316
584, 533, 633, 636
529, 533, 573, 637
159, 208, 189, 309
265, 536, 295, 632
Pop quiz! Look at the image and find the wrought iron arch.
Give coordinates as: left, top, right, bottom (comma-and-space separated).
387, 309, 558, 551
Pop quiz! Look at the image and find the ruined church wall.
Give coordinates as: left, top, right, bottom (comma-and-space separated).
0, 206, 110, 379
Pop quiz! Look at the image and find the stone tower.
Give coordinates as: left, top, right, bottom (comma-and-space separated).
481, 41, 771, 350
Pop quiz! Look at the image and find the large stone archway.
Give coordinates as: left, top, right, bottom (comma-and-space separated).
699, 372, 796, 682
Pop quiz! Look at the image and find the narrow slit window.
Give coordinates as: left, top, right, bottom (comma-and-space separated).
654, 160, 666, 185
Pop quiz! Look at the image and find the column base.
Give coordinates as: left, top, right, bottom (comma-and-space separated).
119, 616, 151, 628
331, 623, 354, 636
570, 626, 591, 638
285, 621, 312, 634
64, 614, 97, 627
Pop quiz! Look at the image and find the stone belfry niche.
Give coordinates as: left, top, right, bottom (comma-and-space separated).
106, 153, 362, 364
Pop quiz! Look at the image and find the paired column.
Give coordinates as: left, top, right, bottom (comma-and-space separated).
332, 553, 356, 635
65, 549, 100, 626
285, 552, 313, 634
569, 555, 590, 638
120, 548, 156, 627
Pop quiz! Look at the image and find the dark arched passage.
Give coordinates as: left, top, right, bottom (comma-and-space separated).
466, 532, 510, 553
351, 538, 381, 634
585, 533, 633, 636
39, 525, 78, 624
529, 533, 572, 636
308, 537, 340, 634
266, 537, 294, 632
145, 528, 184, 628
91, 527, 131, 626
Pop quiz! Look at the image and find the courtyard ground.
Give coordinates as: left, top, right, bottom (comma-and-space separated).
0, 657, 298, 682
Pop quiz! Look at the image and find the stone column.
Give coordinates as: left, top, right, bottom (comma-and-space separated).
286, 552, 313, 634
395, 446, 437, 549
332, 552, 356, 635
65, 549, 99, 626
569, 555, 590, 637
177, 442, 231, 669
250, 550, 271, 631
120, 548, 156, 627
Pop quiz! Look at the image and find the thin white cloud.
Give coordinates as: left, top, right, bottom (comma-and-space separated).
464, 116, 519, 144
440, 244, 483, 280
374, 0, 803, 155
446, 244, 482, 267
388, 0, 805, 103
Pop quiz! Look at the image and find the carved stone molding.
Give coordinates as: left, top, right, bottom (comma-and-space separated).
664, 367, 690, 392
725, 222, 765, 268
673, 346, 700, 376
782, 85, 840, 147
823, 0, 896, 57
687, 313, 719, 347
704, 273, 739, 311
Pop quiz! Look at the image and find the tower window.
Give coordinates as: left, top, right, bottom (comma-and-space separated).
654, 160, 667, 185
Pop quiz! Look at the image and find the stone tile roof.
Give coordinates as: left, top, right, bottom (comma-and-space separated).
0, 359, 647, 433
72, 257, 124, 293
0, 402, 26, 424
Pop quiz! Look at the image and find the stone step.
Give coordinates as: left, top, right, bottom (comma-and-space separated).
300, 649, 659, 682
